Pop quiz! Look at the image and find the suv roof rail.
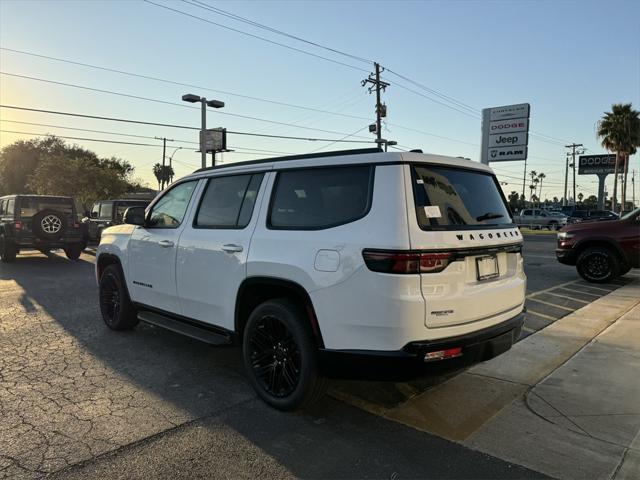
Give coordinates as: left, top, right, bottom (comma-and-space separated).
193, 148, 384, 173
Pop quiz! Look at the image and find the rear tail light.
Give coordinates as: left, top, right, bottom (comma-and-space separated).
13, 221, 22, 230
424, 347, 463, 362
362, 250, 453, 274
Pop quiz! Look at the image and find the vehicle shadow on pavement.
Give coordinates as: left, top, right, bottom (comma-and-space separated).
0, 253, 543, 478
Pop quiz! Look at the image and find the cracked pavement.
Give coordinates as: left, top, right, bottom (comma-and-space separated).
0, 251, 542, 479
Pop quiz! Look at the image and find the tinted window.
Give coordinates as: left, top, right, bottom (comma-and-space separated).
99, 203, 113, 220
0, 200, 5, 215
19, 197, 73, 219
412, 165, 512, 229
195, 174, 263, 228
269, 166, 373, 229
148, 181, 197, 228
115, 202, 148, 223
522, 210, 532, 216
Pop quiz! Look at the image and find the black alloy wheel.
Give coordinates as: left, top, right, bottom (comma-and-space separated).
248, 314, 302, 398
576, 246, 620, 283
98, 265, 139, 330
243, 299, 327, 411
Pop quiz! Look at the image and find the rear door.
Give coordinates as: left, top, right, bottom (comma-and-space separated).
406, 163, 526, 329
176, 173, 266, 328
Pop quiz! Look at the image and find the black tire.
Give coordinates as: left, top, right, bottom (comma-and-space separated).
576, 246, 621, 283
99, 264, 139, 330
0, 233, 18, 263
619, 265, 632, 277
242, 298, 327, 411
32, 209, 66, 241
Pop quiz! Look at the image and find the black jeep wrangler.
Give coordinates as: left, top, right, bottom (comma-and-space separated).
0, 195, 84, 262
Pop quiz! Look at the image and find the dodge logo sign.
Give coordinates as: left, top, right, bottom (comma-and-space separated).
578, 154, 622, 175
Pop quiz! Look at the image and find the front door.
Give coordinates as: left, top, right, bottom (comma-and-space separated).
127, 180, 199, 314
177, 173, 266, 329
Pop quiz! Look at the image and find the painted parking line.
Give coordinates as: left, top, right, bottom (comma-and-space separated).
573, 284, 616, 294
525, 279, 582, 298
523, 254, 557, 260
557, 286, 601, 297
526, 297, 575, 312
527, 309, 559, 321
544, 291, 590, 304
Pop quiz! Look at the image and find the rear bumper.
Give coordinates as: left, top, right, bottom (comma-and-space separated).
318, 311, 525, 380
11, 235, 83, 248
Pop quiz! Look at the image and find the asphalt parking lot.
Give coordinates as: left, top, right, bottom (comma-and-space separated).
1, 233, 635, 479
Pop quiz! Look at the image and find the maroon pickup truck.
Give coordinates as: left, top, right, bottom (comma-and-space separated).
556, 208, 640, 283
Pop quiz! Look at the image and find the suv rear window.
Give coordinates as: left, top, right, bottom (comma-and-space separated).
411, 165, 512, 229
19, 197, 74, 219
269, 166, 374, 230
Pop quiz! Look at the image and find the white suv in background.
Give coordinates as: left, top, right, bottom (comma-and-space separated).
96, 149, 526, 410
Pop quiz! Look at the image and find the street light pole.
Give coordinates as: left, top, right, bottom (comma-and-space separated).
182, 94, 225, 170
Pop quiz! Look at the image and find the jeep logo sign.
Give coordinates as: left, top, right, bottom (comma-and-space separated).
578, 154, 622, 175
481, 103, 530, 164
489, 131, 528, 148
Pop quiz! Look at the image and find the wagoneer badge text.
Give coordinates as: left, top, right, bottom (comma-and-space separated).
456, 229, 520, 241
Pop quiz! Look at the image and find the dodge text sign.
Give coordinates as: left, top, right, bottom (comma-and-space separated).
481, 103, 530, 164
578, 154, 622, 175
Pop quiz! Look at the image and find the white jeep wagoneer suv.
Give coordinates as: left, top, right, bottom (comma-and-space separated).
96, 149, 526, 410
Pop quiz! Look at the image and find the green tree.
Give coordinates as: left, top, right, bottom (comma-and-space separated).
537, 172, 546, 206
584, 195, 598, 206
597, 103, 640, 213
27, 154, 131, 208
507, 191, 520, 210
577, 192, 584, 203
0, 136, 137, 207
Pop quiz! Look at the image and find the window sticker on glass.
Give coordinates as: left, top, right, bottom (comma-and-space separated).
424, 206, 442, 218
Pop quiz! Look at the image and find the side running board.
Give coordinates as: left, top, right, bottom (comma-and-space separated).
137, 311, 232, 346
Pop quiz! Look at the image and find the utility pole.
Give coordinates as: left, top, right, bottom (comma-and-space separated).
633, 170, 636, 207
522, 158, 527, 209
362, 62, 390, 149
565, 143, 583, 205
563, 154, 569, 207
155, 137, 174, 190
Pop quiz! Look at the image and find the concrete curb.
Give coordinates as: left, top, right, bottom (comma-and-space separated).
375, 280, 640, 479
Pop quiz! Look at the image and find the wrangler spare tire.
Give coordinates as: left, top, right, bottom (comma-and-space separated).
32, 209, 66, 240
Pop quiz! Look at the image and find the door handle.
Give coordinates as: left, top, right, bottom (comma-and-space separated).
158, 240, 175, 248
222, 244, 243, 253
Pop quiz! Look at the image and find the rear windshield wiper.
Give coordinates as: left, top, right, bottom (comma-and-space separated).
476, 212, 504, 221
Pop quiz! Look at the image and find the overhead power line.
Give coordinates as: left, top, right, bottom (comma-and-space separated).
0, 71, 376, 139
0, 105, 374, 143
182, 0, 373, 65
0, 47, 370, 122
142, 0, 369, 73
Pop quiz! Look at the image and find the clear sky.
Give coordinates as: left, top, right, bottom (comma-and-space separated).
1, 0, 639, 202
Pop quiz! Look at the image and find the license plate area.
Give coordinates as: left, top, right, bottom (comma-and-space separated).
476, 255, 499, 281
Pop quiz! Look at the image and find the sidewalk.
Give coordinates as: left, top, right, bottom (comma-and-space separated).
377, 279, 640, 479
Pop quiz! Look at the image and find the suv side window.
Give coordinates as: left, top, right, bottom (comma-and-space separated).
269, 166, 374, 230
7, 198, 15, 216
91, 203, 100, 218
0, 199, 5, 215
99, 202, 113, 220
195, 173, 264, 229
147, 181, 197, 228
522, 209, 532, 216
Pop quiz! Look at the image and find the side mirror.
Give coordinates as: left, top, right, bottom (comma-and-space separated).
90, 211, 98, 218
123, 207, 146, 226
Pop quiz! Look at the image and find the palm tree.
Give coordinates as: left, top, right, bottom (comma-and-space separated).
152, 163, 163, 190
537, 173, 546, 206
578, 192, 584, 203
597, 104, 640, 213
